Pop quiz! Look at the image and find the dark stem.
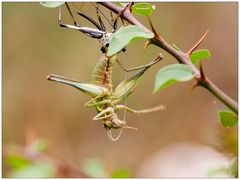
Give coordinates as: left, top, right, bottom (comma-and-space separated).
99, 2, 238, 114
199, 78, 238, 114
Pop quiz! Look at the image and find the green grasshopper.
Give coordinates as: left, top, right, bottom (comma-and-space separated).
47, 53, 165, 139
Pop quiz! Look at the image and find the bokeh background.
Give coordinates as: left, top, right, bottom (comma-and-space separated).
2, 2, 238, 178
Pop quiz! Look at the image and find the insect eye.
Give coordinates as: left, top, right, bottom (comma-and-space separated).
101, 46, 106, 53
106, 43, 109, 48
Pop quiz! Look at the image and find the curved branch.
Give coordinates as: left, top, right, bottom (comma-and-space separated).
99, 2, 238, 114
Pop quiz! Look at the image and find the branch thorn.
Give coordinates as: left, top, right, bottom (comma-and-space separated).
189, 81, 199, 92
186, 29, 209, 56
144, 39, 151, 50
147, 15, 160, 39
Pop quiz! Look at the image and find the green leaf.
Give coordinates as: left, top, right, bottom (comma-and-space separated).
111, 168, 131, 178
218, 110, 238, 127
190, 49, 211, 64
117, 2, 128, 7
131, 3, 156, 16
227, 158, 238, 177
8, 161, 55, 178
154, 64, 194, 92
107, 25, 154, 56
82, 159, 107, 178
172, 43, 181, 51
40, 2, 65, 8
6, 154, 30, 169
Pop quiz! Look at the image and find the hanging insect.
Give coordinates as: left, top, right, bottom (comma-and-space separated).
48, 2, 165, 140
57, 3, 148, 76
47, 53, 165, 140
58, 2, 128, 53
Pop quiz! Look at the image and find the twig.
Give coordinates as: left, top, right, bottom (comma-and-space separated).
99, 2, 238, 114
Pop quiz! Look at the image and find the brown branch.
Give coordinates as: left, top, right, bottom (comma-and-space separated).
98, 2, 149, 32
99, 2, 238, 114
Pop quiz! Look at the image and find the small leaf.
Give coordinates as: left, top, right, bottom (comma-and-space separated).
218, 110, 238, 127
107, 25, 154, 56
40, 2, 65, 8
8, 161, 55, 178
190, 49, 211, 64
111, 168, 131, 178
82, 159, 107, 178
172, 43, 181, 51
6, 154, 30, 169
117, 2, 128, 7
131, 3, 156, 16
154, 64, 194, 92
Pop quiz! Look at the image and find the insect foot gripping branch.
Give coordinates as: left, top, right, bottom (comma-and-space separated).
47, 53, 165, 140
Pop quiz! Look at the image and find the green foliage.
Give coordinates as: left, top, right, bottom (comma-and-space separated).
190, 49, 211, 64
227, 158, 238, 177
107, 25, 154, 56
111, 168, 131, 178
154, 64, 194, 92
4, 138, 56, 178
6, 154, 30, 169
117, 2, 128, 7
82, 159, 107, 177
207, 167, 228, 178
171, 44, 211, 65
172, 43, 181, 51
40, 2, 64, 8
8, 161, 55, 178
218, 110, 238, 127
131, 3, 156, 16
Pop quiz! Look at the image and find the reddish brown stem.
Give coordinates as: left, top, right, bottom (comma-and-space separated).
99, 2, 238, 114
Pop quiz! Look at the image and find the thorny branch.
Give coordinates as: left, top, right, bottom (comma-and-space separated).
99, 2, 238, 114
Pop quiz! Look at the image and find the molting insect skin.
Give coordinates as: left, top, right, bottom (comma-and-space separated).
58, 3, 118, 53
47, 54, 165, 136
50, 3, 166, 140
58, 2, 129, 54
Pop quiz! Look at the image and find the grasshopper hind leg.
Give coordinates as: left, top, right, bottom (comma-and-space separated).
114, 104, 166, 114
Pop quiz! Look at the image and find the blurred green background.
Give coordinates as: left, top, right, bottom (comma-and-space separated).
2, 2, 238, 177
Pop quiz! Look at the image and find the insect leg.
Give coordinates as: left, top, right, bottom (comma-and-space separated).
92, 107, 114, 120
114, 104, 166, 114
65, 2, 78, 25
58, 5, 104, 39
76, 11, 103, 30
85, 99, 112, 107
96, 4, 106, 31
116, 53, 163, 72
112, 3, 132, 32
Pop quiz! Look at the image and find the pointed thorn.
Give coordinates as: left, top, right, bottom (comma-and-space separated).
186, 29, 210, 56
144, 39, 151, 50
147, 15, 160, 39
189, 81, 199, 92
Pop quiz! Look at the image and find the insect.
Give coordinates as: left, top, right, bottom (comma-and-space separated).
47, 53, 165, 140
49, 3, 165, 140
58, 2, 128, 53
